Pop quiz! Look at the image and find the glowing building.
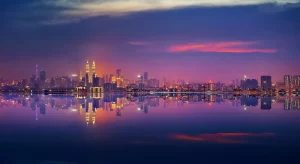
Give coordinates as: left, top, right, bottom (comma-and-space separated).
261, 76, 272, 91
85, 61, 90, 86
293, 75, 300, 89
284, 75, 293, 89
92, 61, 96, 74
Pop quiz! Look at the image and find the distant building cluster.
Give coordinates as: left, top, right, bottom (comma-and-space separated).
0, 62, 299, 93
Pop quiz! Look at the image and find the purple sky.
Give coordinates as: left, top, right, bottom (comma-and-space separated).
0, 1, 300, 83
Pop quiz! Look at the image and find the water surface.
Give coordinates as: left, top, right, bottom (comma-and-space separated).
0, 93, 300, 164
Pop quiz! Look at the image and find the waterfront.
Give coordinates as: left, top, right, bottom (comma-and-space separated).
0, 93, 300, 163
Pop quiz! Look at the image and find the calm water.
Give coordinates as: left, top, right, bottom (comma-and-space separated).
0, 93, 300, 164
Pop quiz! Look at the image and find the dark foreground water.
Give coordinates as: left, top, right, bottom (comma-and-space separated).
0, 93, 300, 164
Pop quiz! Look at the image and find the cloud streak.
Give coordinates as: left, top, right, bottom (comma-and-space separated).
128, 41, 150, 46
168, 41, 277, 53
35, 0, 299, 24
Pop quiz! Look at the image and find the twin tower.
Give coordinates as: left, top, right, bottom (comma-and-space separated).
85, 60, 96, 86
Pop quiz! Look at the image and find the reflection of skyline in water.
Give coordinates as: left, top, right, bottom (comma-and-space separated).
1, 94, 300, 124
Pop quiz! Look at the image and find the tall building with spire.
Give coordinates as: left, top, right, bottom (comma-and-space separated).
92, 61, 96, 74
85, 61, 90, 86
92, 61, 98, 87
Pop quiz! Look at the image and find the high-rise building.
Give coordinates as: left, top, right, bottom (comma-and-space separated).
144, 72, 148, 81
109, 74, 114, 83
40, 70, 46, 83
293, 75, 300, 89
91, 61, 97, 87
30, 75, 36, 87
137, 75, 143, 84
92, 74, 99, 87
92, 61, 96, 74
116, 69, 122, 78
85, 61, 90, 86
261, 76, 272, 90
284, 75, 293, 88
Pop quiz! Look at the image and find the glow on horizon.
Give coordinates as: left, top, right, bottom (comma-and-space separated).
168, 41, 277, 53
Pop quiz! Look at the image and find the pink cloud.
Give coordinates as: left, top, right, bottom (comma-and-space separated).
168, 41, 277, 53
128, 41, 150, 45
171, 132, 275, 144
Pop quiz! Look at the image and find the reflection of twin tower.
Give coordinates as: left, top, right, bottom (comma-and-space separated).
85, 60, 96, 86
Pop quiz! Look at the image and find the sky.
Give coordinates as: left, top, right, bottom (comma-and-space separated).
1, 0, 300, 83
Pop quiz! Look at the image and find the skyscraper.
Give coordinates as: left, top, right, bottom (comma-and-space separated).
92, 75, 99, 87
30, 75, 36, 87
293, 75, 300, 89
137, 75, 143, 84
85, 61, 89, 86
144, 72, 148, 81
92, 61, 96, 74
40, 70, 46, 83
261, 76, 272, 91
109, 74, 114, 83
92, 61, 97, 87
116, 69, 122, 78
284, 75, 293, 88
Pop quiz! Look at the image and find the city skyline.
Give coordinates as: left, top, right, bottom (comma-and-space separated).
1, 61, 300, 84
1, 1, 300, 82
1, 60, 300, 94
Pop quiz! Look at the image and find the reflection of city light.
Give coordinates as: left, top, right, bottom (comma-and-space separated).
138, 107, 141, 111
244, 107, 247, 111
71, 109, 78, 112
